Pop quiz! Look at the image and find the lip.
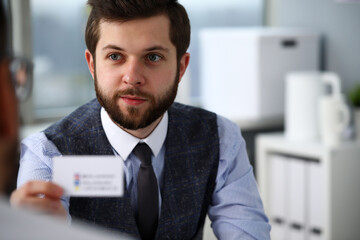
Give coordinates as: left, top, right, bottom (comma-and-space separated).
121, 95, 147, 106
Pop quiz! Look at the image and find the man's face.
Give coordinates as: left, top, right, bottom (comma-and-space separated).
86, 15, 189, 130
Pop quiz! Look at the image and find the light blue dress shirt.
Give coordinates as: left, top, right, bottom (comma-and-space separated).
17, 108, 271, 240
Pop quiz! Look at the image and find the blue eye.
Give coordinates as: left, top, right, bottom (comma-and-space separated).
109, 54, 122, 61
147, 54, 162, 62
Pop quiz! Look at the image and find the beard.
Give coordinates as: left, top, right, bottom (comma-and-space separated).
94, 67, 179, 130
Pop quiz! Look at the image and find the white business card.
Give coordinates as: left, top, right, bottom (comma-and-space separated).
52, 156, 124, 197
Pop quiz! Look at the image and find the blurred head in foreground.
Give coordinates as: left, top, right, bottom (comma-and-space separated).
0, 2, 32, 195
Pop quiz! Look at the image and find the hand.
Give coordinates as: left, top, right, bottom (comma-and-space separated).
10, 181, 67, 219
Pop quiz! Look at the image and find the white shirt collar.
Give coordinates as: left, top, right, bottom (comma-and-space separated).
100, 107, 168, 160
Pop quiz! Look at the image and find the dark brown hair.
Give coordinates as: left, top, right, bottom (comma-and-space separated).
85, 0, 190, 61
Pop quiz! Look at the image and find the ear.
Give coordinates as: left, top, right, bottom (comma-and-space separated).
178, 52, 190, 83
85, 49, 95, 79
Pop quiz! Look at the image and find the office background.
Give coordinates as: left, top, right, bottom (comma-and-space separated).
266, 0, 360, 92
14, 0, 360, 131
6, 0, 360, 239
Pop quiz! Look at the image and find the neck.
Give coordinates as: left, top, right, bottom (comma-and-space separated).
119, 115, 163, 139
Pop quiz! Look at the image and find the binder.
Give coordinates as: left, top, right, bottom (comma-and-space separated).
268, 154, 324, 240
308, 161, 324, 240
288, 157, 306, 240
269, 154, 289, 240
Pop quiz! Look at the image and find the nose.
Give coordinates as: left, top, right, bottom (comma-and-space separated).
122, 59, 144, 86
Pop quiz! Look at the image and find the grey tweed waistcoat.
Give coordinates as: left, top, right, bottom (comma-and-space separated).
44, 99, 219, 240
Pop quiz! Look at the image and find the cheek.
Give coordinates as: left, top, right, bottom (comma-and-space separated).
95, 63, 121, 89
151, 65, 177, 86
158, 69, 177, 92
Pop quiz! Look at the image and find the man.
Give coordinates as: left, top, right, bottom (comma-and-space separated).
11, 0, 271, 239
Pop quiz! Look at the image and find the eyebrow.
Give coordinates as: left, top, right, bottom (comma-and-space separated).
144, 45, 170, 53
102, 44, 124, 52
102, 44, 170, 53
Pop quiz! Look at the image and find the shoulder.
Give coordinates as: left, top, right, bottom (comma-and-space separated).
168, 102, 244, 140
170, 102, 216, 119
216, 114, 246, 160
169, 102, 218, 129
44, 99, 102, 138
216, 115, 242, 142
168, 103, 219, 139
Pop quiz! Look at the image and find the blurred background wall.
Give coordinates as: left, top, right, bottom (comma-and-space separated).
266, 0, 360, 92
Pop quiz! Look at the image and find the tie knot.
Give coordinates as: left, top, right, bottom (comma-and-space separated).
133, 143, 152, 165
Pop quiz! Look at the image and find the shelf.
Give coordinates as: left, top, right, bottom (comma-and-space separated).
256, 132, 360, 240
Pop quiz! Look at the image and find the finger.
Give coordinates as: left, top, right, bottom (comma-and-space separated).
21, 197, 57, 211
20, 197, 67, 218
11, 189, 68, 219
23, 181, 63, 199
10, 181, 63, 207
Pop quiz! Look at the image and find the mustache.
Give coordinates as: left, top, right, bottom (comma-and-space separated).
114, 88, 152, 99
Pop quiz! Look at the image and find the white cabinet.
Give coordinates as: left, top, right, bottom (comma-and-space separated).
199, 28, 319, 122
256, 133, 360, 240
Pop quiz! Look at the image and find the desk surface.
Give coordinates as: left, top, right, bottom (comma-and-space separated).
234, 116, 283, 131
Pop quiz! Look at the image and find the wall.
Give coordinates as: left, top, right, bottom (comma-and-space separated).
266, 0, 360, 93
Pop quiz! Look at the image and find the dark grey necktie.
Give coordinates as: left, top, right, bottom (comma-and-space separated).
133, 143, 159, 240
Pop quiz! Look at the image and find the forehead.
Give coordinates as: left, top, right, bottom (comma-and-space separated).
97, 15, 174, 52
